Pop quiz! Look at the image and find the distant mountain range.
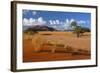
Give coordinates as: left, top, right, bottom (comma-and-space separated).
23, 24, 90, 32
23, 25, 56, 31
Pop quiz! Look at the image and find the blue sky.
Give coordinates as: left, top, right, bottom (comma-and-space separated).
23, 9, 91, 30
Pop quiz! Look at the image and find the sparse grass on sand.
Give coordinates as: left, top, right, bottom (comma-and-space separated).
23, 31, 91, 62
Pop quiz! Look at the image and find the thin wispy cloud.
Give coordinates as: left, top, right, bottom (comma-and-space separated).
32, 11, 37, 15
23, 10, 29, 15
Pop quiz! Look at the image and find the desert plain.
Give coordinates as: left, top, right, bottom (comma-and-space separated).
23, 31, 91, 62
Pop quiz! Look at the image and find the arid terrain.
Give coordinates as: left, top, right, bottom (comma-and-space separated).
23, 31, 91, 62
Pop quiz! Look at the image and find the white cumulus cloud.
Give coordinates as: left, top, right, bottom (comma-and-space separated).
37, 17, 46, 24
23, 17, 46, 26
23, 18, 30, 26
49, 20, 60, 25
77, 20, 86, 24
29, 18, 36, 23
55, 20, 60, 24
53, 20, 56, 24
61, 19, 70, 30
49, 20, 53, 25
48, 18, 87, 30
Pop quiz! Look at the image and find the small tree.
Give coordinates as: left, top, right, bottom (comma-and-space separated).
74, 26, 82, 37
71, 21, 81, 38
71, 21, 77, 29
71, 21, 90, 38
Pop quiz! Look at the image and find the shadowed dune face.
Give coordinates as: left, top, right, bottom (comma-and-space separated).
23, 31, 91, 62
